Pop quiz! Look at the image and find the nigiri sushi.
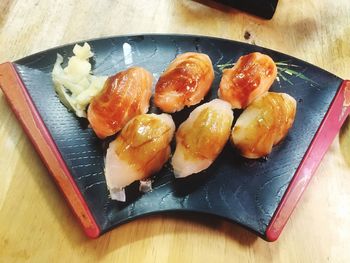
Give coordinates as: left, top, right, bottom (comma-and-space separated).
218, 52, 277, 109
154, 52, 214, 113
172, 99, 233, 178
231, 92, 297, 159
87, 67, 153, 139
105, 113, 175, 201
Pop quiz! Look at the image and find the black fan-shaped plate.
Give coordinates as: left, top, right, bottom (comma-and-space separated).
4, 35, 346, 240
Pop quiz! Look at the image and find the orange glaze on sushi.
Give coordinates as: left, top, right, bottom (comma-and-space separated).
105, 113, 175, 201
114, 114, 174, 176
87, 67, 152, 139
218, 52, 277, 109
172, 99, 233, 178
154, 52, 214, 113
231, 92, 297, 159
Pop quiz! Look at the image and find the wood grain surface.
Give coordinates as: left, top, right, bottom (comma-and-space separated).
0, 0, 350, 262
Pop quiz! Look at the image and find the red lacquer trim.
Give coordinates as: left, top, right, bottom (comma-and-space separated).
266, 80, 350, 241
344, 82, 350, 107
0, 62, 100, 238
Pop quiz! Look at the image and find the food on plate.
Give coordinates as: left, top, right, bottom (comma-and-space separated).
105, 113, 175, 201
52, 43, 107, 117
218, 52, 277, 109
154, 52, 214, 112
172, 99, 233, 178
231, 92, 296, 159
51, 44, 298, 194
87, 67, 153, 139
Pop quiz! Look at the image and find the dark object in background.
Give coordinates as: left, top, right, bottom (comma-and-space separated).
214, 0, 279, 19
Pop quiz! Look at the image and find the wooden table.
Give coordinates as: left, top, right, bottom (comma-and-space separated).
1, 0, 350, 262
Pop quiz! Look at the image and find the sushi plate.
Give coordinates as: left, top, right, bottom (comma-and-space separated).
0, 34, 349, 241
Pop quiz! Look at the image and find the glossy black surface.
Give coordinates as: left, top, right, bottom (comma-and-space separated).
14, 35, 342, 238
214, 0, 279, 19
